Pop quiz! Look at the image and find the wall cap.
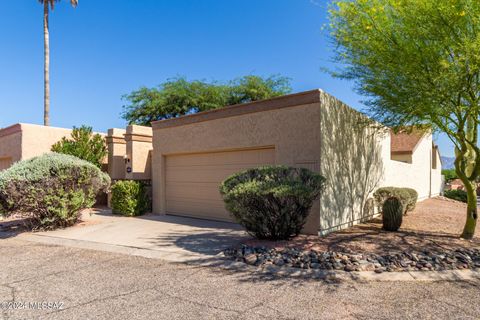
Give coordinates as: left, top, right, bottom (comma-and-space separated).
152, 89, 322, 130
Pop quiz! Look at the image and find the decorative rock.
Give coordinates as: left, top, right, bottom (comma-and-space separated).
344, 265, 356, 272
244, 254, 257, 265
223, 245, 480, 274
274, 259, 285, 267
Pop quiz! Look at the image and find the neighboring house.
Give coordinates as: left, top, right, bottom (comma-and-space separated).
0, 123, 108, 172
444, 179, 480, 196
0, 123, 73, 170
143, 89, 442, 235
387, 128, 443, 201
446, 178, 464, 191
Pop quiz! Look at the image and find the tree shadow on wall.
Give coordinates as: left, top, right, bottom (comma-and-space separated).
319, 93, 387, 231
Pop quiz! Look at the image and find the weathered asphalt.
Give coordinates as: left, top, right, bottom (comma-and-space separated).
0, 237, 479, 320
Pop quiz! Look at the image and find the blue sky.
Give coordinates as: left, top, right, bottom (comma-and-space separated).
0, 0, 454, 156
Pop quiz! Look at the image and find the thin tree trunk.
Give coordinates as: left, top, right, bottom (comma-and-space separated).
43, 1, 50, 126
461, 181, 477, 239
455, 138, 478, 239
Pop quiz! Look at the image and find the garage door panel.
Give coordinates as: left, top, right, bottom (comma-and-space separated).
166, 183, 223, 201
166, 148, 275, 167
166, 200, 232, 221
165, 148, 275, 222
166, 164, 268, 183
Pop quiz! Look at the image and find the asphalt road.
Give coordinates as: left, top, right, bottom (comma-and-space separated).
0, 238, 479, 320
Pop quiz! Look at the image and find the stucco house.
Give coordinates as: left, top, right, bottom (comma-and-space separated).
142, 89, 443, 235
0, 123, 73, 170
1, 89, 443, 236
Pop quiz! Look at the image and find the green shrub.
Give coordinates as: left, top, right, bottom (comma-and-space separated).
51, 126, 107, 168
374, 187, 417, 215
0, 153, 110, 230
219, 166, 326, 240
111, 180, 150, 216
444, 189, 468, 203
442, 169, 457, 182
382, 197, 403, 231
403, 187, 418, 212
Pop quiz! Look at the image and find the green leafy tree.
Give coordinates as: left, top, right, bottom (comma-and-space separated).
39, 0, 78, 126
442, 169, 458, 182
329, 0, 480, 239
122, 75, 291, 125
51, 126, 107, 168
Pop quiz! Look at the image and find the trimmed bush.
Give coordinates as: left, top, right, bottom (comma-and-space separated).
444, 189, 468, 203
382, 197, 403, 231
111, 180, 150, 216
374, 187, 417, 215
403, 187, 418, 212
219, 166, 326, 240
0, 153, 110, 230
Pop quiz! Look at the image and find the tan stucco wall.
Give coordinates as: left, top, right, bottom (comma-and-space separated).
107, 128, 127, 180
20, 124, 73, 160
0, 125, 22, 168
0, 123, 73, 169
431, 148, 443, 195
152, 101, 322, 234
317, 97, 443, 234
318, 92, 387, 234
125, 125, 152, 180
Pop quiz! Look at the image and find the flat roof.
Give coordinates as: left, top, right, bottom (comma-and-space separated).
151, 89, 322, 130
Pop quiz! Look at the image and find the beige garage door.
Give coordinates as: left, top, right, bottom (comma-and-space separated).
165, 148, 275, 222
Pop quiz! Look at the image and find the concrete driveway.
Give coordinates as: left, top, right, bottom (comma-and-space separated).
18, 208, 249, 263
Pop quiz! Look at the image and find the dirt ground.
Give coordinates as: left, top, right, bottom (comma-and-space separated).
246, 197, 480, 254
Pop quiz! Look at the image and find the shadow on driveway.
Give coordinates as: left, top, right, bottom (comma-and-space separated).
18, 208, 251, 263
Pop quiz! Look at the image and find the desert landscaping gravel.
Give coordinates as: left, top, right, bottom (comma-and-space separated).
225, 245, 480, 273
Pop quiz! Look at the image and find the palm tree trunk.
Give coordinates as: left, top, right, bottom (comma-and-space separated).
43, 1, 50, 126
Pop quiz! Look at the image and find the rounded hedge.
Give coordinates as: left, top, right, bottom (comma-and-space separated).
111, 180, 150, 216
220, 166, 326, 240
444, 189, 468, 203
0, 153, 110, 230
373, 187, 418, 215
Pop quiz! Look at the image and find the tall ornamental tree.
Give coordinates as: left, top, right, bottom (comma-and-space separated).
39, 0, 78, 126
122, 75, 291, 126
329, 0, 480, 239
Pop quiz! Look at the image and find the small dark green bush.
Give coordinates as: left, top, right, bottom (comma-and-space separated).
382, 197, 403, 231
111, 180, 150, 216
0, 153, 110, 230
219, 166, 326, 240
444, 189, 468, 203
374, 187, 417, 215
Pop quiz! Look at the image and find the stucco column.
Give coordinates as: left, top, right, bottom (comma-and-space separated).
125, 125, 153, 180
106, 128, 127, 180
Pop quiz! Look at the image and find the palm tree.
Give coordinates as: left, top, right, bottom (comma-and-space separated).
39, 0, 78, 126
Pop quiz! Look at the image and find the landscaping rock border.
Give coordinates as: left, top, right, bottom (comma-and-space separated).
224, 245, 480, 273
